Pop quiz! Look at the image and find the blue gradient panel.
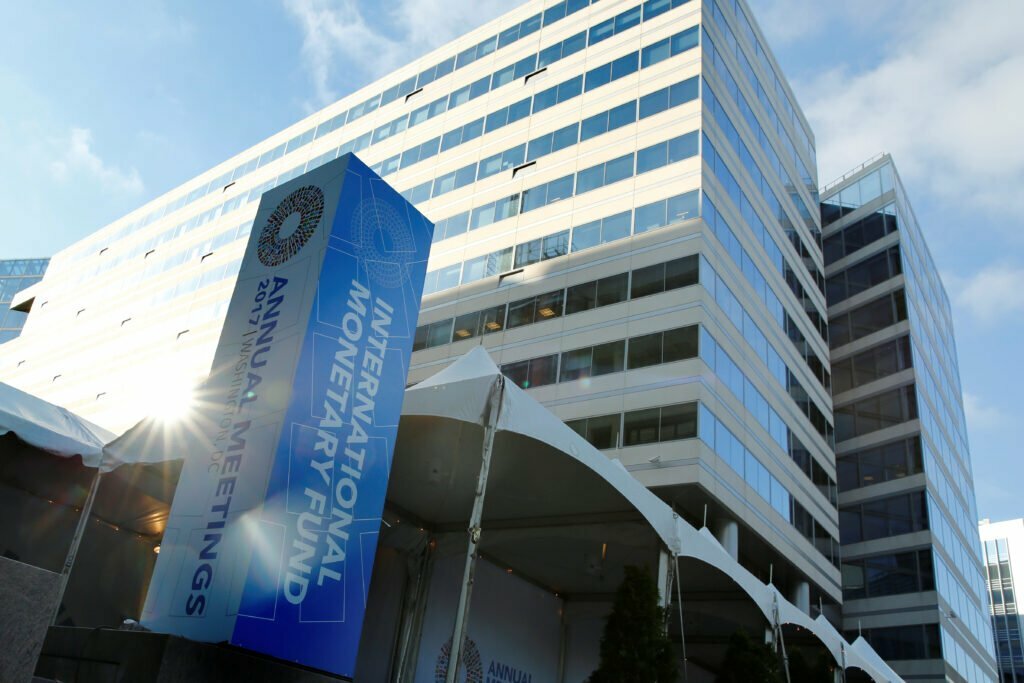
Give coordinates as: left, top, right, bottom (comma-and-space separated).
229, 155, 432, 677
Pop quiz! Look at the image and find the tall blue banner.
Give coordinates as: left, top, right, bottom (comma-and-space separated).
140, 153, 433, 679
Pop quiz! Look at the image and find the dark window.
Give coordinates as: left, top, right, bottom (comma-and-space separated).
631, 263, 665, 298
840, 491, 928, 544
624, 408, 660, 446
627, 331, 663, 369
660, 403, 697, 441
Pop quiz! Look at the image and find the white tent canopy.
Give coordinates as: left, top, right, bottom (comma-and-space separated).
0, 382, 115, 463
399, 347, 902, 681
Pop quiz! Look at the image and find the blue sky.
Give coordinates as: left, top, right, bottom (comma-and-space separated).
2, 0, 1021, 521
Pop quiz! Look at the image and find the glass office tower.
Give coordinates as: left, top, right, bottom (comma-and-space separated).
823, 155, 997, 681
4, 0, 838, 671
0, 259, 48, 345
980, 518, 1024, 682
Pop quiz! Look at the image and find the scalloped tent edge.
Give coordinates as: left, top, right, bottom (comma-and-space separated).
405, 347, 903, 682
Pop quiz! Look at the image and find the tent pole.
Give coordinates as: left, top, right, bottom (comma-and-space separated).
393, 538, 435, 683
773, 594, 791, 683
51, 467, 102, 625
445, 376, 503, 683
673, 558, 689, 683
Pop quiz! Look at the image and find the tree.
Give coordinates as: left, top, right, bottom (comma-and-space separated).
588, 565, 678, 683
715, 630, 782, 683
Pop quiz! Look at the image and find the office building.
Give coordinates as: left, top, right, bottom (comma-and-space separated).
1, 0, 992, 677
823, 154, 997, 681
0, 259, 48, 344
4, 0, 842, 626
980, 518, 1024, 682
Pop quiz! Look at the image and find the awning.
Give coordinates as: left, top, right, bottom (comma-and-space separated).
0, 382, 115, 464
398, 347, 902, 682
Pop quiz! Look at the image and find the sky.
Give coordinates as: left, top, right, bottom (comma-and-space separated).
1, 0, 1021, 522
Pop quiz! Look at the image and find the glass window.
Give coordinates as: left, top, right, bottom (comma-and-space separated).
560, 347, 591, 382
628, 332, 662, 369
586, 414, 620, 450
639, 86, 670, 118
665, 255, 699, 290
604, 154, 634, 185
602, 212, 631, 243
571, 220, 600, 252
452, 311, 481, 341
566, 280, 597, 314
663, 326, 698, 362
592, 340, 625, 375
660, 403, 697, 441
631, 263, 665, 299
597, 273, 628, 306
624, 408, 660, 446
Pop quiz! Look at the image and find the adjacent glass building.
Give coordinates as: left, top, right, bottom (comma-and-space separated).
823, 155, 997, 681
0, 259, 48, 345
980, 518, 1024, 682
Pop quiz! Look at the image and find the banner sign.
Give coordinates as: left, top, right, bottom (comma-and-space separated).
140, 153, 433, 678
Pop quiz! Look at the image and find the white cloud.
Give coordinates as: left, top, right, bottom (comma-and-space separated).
948, 263, 1024, 324
796, 0, 1024, 216
284, 0, 513, 107
49, 127, 143, 194
962, 390, 1006, 432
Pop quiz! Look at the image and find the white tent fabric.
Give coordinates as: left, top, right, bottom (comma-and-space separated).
407, 347, 902, 682
852, 635, 904, 682
0, 382, 115, 465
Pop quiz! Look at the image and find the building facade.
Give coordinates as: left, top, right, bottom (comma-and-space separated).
0, 259, 48, 344
980, 518, 1024, 682
823, 155, 997, 681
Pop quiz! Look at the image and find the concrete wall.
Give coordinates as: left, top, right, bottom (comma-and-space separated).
0, 556, 60, 683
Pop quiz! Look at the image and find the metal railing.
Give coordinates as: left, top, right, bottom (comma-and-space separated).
820, 152, 888, 195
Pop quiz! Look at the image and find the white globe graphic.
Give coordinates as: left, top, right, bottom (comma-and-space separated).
351, 198, 415, 289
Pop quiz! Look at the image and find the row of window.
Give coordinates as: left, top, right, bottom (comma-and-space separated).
828, 289, 907, 350
63, 0, 615, 264
399, 74, 700, 215
698, 324, 836, 507
566, 401, 698, 448
66, 6, 698, 288
835, 384, 918, 443
839, 490, 929, 545
414, 254, 699, 350
702, 29, 820, 252
368, 18, 697, 181
842, 549, 934, 601
419, 176, 700, 299
697, 403, 839, 566
826, 245, 902, 306
850, 624, 942, 662
500, 324, 698, 388
837, 436, 923, 492
0, 275, 42, 304
822, 203, 897, 264
416, 250, 838, 507
565, 397, 838, 566
701, 194, 831, 395
702, 133, 829, 345
821, 163, 895, 226
429, 130, 698, 260
832, 335, 913, 395
0, 259, 47, 278
707, 0, 816, 180
702, 259, 834, 449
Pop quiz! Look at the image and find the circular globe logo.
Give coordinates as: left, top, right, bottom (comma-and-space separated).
434, 637, 483, 683
257, 185, 325, 266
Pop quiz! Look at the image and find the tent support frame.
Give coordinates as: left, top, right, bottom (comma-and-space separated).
445, 376, 504, 683
51, 468, 101, 625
